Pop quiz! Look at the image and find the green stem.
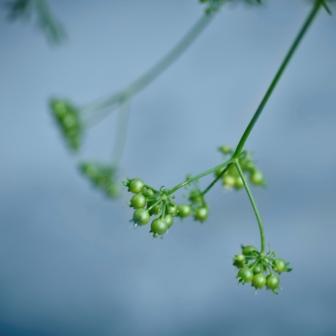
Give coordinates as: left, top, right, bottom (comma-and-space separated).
232, 0, 323, 159
82, 12, 217, 123
234, 159, 265, 253
112, 101, 130, 166
201, 0, 323, 195
168, 158, 232, 195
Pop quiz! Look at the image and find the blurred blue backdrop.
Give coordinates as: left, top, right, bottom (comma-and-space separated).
1, 0, 336, 335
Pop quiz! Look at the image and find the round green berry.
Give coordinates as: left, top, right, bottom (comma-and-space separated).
189, 190, 203, 204
194, 206, 208, 222
242, 245, 257, 256
167, 204, 178, 216
142, 187, 154, 198
252, 273, 266, 289
130, 193, 146, 209
273, 259, 286, 273
250, 170, 264, 186
238, 268, 253, 283
177, 204, 191, 218
253, 264, 264, 274
105, 183, 119, 198
128, 178, 144, 193
234, 177, 244, 190
266, 274, 280, 291
218, 145, 232, 155
233, 254, 246, 268
222, 175, 236, 188
133, 209, 150, 225
151, 218, 169, 236
164, 214, 174, 228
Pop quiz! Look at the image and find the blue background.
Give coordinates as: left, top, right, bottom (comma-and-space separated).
1, 0, 336, 335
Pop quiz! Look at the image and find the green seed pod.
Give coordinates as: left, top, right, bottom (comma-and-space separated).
218, 145, 232, 155
142, 187, 154, 198
177, 204, 192, 218
150, 218, 169, 236
133, 209, 150, 225
233, 254, 246, 268
222, 175, 236, 189
253, 264, 264, 274
164, 214, 174, 228
250, 170, 265, 186
241, 245, 258, 256
234, 177, 244, 190
238, 268, 254, 283
272, 259, 286, 273
128, 178, 144, 193
167, 204, 178, 216
266, 274, 280, 291
130, 193, 146, 209
194, 206, 208, 222
252, 273, 266, 289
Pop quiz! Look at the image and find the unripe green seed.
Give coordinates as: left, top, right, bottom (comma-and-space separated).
252, 273, 266, 289
222, 175, 236, 189
164, 214, 174, 228
273, 259, 286, 273
130, 193, 146, 209
177, 204, 192, 218
167, 204, 178, 216
242, 245, 257, 256
266, 274, 280, 291
151, 218, 169, 236
250, 170, 264, 186
142, 187, 154, 198
218, 145, 232, 155
128, 178, 144, 193
194, 206, 208, 222
233, 254, 246, 268
133, 209, 150, 225
238, 268, 254, 283
234, 177, 244, 190
253, 264, 264, 274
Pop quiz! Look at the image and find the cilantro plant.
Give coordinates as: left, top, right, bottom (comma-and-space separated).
47, 0, 332, 293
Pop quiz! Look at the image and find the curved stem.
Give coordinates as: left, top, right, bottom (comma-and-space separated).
234, 159, 265, 253
82, 12, 217, 122
232, 0, 323, 159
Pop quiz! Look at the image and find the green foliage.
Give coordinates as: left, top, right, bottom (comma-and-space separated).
5, 0, 65, 44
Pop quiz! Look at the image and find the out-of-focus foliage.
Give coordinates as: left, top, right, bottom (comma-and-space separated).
5, 0, 65, 43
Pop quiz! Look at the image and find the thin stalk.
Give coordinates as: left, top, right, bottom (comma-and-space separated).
232, 0, 324, 159
201, 0, 323, 195
82, 12, 217, 122
112, 101, 130, 166
168, 158, 232, 195
234, 159, 265, 253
